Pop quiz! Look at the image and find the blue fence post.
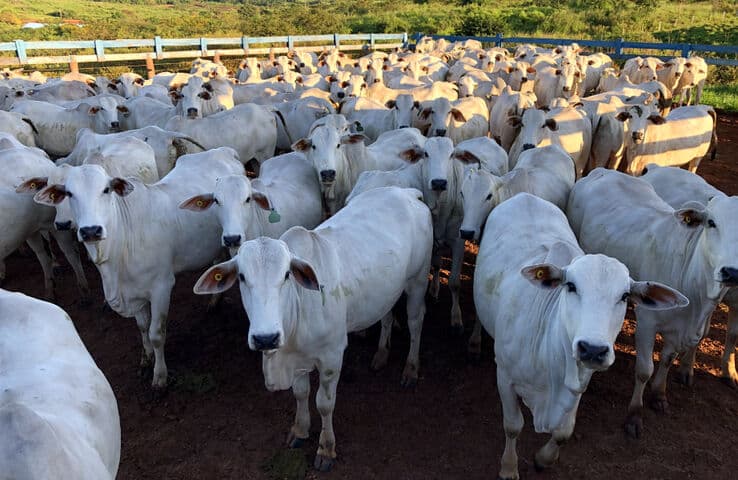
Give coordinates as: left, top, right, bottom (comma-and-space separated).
402, 32, 408, 49
369, 33, 375, 50
241, 36, 249, 55
200, 37, 208, 57
287, 35, 293, 50
14, 40, 27, 64
333, 33, 340, 50
615, 37, 624, 57
154, 36, 163, 60
94, 40, 105, 61
681, 43, 692, 58
495, 33, 503, 48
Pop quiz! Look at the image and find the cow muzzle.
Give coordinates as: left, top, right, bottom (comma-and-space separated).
562, 86, 571, 92
459, 229, 475, 240
251, 333, 281, 351
223, 234, 242, 248
576, 340, 610, 368
434, 129, 447, 137
320, 169, 336, 184
55, 221, 72, 231
632, 131, 644, 143
431, 179, 447, 191
110, 121, 120, 131
720, 267, 738, 286
186, 107, 198, 119
522, 143, 535, 151
79, 225, 104, 242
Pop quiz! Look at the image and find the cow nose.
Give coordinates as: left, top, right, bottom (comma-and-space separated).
320, 169, 336, 183
465, 94, 472, 97
399, 125, 409, 129
720, 267, 738, 285
55, 221, 72, 231
562, 86, 570, 92
459, 229, 475, 240
187, 107, 198, 118
435, 129, 447, 137
252, 333, 281, 351
337, 92, 345, 99
223, 235, 242, 248
632, 132, 644, 142
522, 143, 535, 151
674, 72, 681, 77
577, 341, 609, 364
79, 225, 103, 242
521, 77, 528, 83
431, 179, 447, 191
111, 121, 120, 129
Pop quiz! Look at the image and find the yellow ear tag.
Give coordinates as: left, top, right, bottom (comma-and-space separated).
684, 215, 691, 225
29, 183, 36, 190
214, 272, 223, 282
49, 192, 55, 200
536, 269, 544, 279
196, 200, 204, 207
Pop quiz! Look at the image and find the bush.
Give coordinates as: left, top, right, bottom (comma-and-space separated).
458, 6, 504, 36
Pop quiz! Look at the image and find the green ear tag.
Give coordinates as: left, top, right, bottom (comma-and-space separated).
268, 209, 281, 223
355, 122, 364, 132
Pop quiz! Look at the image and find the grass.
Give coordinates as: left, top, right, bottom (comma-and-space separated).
702, 84, 738, 113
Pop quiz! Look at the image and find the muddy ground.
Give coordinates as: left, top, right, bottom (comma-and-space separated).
4, 114, 738, 480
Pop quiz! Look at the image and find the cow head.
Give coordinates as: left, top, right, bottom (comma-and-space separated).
458, 167, 504, 242
33, 164, 133, 244
180, 175, 272, 255
615, 104, 663, 148
387, 94, 420, 130
511, 108, 557, 152
522, 255, 687, 372
193, 237, 320, 354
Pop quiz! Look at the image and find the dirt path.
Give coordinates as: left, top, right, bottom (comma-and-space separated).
4, 114, 738, 480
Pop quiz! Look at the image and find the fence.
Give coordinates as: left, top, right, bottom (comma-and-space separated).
0, 33, 409, 76
1, 32, 737, 74
412, 33, 738, 66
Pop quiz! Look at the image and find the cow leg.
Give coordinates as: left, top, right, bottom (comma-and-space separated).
402, 275, 428, 388
429, 245, 441, 301
52, 230, 90, 304
314, 353, 343, 472
449, 237, 465, 335
135, 309, 154, 372
371, 312, 394, 371
149, 279, 174, 389
721, 304, 738, 388
625, 322, 657, 438
687, 157, 700, 173
649, 340, 678, 412
26, 232, 55, 301
287, 371, 311, 448
497, 369, 523, 480
535, 397, 580, 471
467, 314, 482, 361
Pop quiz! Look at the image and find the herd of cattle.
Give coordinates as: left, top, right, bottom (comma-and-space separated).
0, 35, 733, 479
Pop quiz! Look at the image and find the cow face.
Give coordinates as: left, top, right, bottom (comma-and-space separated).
193, 237, 320, 352
422, 136, 456, 195
425, 97, 467, 138
34, 165, 133, 243
175, 78, 207, 119
675, 196, 738, 296
458, 168, 504, 242
180, 175, 271, 255
522, 255, 687, 371
388, 94, 419, 129
458, 75, 478, 98
512, 108, 557, 151
293, 125, 345, 190
615, 104, 662, 146
87, 96, 122, 133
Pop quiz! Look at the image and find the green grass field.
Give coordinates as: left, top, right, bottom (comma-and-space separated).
702, 84, 738, 112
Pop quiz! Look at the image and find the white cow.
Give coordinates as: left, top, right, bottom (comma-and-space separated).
33, 148, 245, 388
180, 152, 323, 255
0, 110, 37, 147
117, 96, 176, 130
567, 168, 738, 438
533, 64, 582, 108
193, 186, 433, 471
676, 56, 708, 105
475, 193, 686, 480
272, 97, 335, 151
165, 104, 277, 170
420, 96, 489, 144
173, 76, 233, 118
615, 104, 717, 175
488, 87, 537, 152
641, 164, 738, 388
0, 289, 121, 480
339, 94, 419, 143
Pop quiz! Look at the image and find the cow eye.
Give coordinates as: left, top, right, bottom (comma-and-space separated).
707, 219, 716, 228
621, 292, 629, 302
103, 187, 110, 194
565, 282, 577, 293
485, 193, 493, 201
213, 197, 220, 205
238, 273, 245, 283
311, 145, 316, 150
245, 196, 250, 203
336, 143, 340, 149
284, 271, 290, 281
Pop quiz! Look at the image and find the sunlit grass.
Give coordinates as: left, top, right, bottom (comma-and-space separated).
702, 84, 738, 113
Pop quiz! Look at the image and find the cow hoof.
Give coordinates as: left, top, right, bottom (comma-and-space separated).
313, 454, 335, 472
674, 371, 694, 387
649, 396, 669, 413
720, 376, 737, 389
286, 432, 308, 448
371, 349, 389, 371
624, 414, 643, 439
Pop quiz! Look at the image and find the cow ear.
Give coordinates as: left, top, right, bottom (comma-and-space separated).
292, 138, 312, 152
179, 193, 215, 211
340, 81, 350, 88
507, 114, 522, 127
615, 111, 632, 122
526, 66, 536, 74
109, 178, 134, 196
193, 259, 239, 295
34, 184, 67, 206
134, 77, 145, 85
116, 105, 130, 115
587, 59, 595, 66
341, 134, 366, 145
413, 100, 421, 110
450, 109, 467, 122
289, 257, 320, 291
521, 263, 564, 288
251, 191, 271, 210
400, 147, 424, 163
385, 99, 396, 109
107, 83, 118, 91
16, 176, 48, 194
202, 83, 213, 92
674, 203, 706, 227
555, 69, 562, 76
647, 114, 666, 125
198, 91, 212, 100
453, 149, 481, 166
629, 280, 689, 310
544, 118, 558, 131
419, 108, 432, 120
88, 106, 101, 115
684, 62, 692, 68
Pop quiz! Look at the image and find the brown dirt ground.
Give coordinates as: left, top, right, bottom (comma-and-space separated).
5, 114, 738, 480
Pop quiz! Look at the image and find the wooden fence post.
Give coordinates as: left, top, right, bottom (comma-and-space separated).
145, 54, 156, 79
69, 55, 79, 74
213, 51, 221, 63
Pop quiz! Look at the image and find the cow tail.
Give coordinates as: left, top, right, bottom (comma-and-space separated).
708, 107, 718, 160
